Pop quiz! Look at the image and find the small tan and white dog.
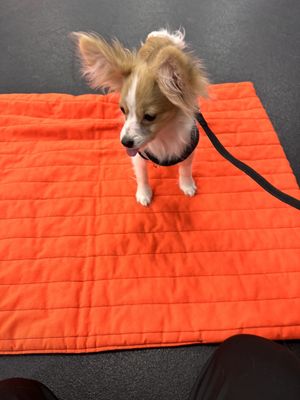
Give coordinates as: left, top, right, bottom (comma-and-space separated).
74, 29, 208, 206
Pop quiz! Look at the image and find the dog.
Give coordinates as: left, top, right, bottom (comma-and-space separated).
74, 28, 208, 206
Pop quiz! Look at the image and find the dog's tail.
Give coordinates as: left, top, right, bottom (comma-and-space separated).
147, 28, 186, 49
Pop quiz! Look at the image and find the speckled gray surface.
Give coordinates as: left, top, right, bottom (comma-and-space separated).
0, 1, 299, 399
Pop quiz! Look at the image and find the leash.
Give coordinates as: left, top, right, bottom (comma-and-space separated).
195, 112, 300, 211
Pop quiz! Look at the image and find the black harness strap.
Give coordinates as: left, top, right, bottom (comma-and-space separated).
138, 124, 199, 166
195, 112, 300, 210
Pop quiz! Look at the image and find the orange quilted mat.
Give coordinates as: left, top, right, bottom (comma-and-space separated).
0, 82, 300, 355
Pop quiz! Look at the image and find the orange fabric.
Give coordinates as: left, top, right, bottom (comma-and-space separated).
0, 82, 299, 355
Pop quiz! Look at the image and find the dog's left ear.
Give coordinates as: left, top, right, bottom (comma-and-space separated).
72, 32, 136, 92
155, 46, 208, 115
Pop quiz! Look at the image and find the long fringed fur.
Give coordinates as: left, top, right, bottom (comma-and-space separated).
72, 32, 136, 92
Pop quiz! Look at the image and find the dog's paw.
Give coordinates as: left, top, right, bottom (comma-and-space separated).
136, 185, 153, 206
179, 177, 197, 197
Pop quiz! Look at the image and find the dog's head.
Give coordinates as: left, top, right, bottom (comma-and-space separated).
73, 32, 208, 154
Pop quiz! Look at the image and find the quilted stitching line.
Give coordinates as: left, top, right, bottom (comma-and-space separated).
0, 131, 278, 143
97, 172, 294, 181
1, 163, 290, 174
0, 157, 289, 164
1, 296, 300, 313
0, 226, 299, 241
81, 157, 290, 165
0, 172, 293, 185
2, 164, 97, 169
0, 139, 282, 147
0, 188, 298, 201
1, 247, 299, 262
0, 206, 293, 219
1, 270, 300, 286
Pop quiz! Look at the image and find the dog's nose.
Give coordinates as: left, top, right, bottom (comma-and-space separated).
121, 137, 134, 148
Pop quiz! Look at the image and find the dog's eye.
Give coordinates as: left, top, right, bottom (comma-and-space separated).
120, 106, 126, 114
143, 114, 156, 122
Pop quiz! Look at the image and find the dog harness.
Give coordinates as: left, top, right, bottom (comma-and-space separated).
138, 123, 200, 166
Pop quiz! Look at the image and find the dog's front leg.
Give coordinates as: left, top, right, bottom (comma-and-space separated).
132, 154, 153, 206
179, 152, 197, 196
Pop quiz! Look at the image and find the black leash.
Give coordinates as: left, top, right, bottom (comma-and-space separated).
195, 112, 300, 211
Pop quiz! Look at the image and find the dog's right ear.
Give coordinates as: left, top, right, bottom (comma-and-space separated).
71, 32, 135, 92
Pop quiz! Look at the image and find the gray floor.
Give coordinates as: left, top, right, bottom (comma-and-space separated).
0, 1, 299, 399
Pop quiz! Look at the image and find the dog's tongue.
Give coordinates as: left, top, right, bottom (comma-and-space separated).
126, 148, 138, 157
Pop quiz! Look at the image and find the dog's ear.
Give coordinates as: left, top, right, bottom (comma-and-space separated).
155, 46, 208, 115
72, 32, 136, 92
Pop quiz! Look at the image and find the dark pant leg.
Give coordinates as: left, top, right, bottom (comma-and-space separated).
189, 334, 300, 400
0, 378, 59, 400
